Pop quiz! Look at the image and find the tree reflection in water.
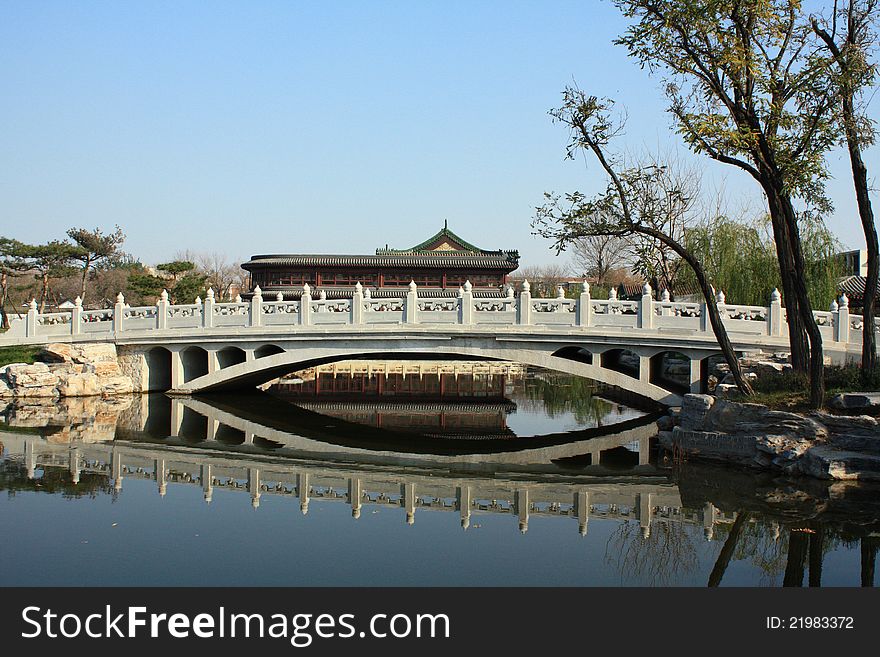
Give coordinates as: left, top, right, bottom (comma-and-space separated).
604, 519, 701, 586
521, 372, 614, 426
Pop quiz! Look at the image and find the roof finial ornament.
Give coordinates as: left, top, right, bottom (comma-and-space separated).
444, 219, 448, 230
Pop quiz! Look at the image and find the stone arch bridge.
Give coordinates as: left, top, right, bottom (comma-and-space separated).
1, 282, 870, 406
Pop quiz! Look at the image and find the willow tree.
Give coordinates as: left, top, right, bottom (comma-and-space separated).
534, 90, 753, 395
612, 0, 838, 407
812, 0, 879, 375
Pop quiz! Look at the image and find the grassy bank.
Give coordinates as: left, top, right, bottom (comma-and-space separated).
746, 366, 880, 413
0, 345, 42, 367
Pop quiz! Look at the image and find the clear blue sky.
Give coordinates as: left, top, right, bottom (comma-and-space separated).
1, 0, 876, 270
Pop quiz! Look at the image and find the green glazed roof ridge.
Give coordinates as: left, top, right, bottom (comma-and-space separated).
381, 225, 486, 254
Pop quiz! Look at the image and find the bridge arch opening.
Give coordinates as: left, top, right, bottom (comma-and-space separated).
552, 346, 593, 365
600, 349, 640, 379
255, 344, 285, 359
649, 351, 690, 395
181, 347, 209, 383
599, 445, 641, 469
254, 436, 284, 450
215, 424, 246, 445
146, 347, 172, 392
179, 408, 208, 443
701, 354, 728, 394
217, 346, 247, 369
144, 393, 172, 436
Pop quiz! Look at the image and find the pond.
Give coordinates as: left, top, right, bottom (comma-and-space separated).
1, 363, 877, 586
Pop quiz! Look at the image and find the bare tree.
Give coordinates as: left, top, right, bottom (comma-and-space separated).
533, 89, 754, 395
510, 263, 572, 297
624, 152, 701, 299
174, 250, 245, 300
571, 234, 630, 286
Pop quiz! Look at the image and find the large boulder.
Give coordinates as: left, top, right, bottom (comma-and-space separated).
57, 372, 101, 398
42, 343, 121, 377
100, 376, 134, 396
4, 363, 60, 398
827, 393, 880, 413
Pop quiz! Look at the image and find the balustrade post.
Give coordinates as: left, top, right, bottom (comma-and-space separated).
517, 280, 532, 325
113, 293, 125, 334
700, 301, 710, 332
405, 280, 419, 324
460, 280, 473, 325
836, 294, 850, 343
768, 288, 783, 337
157, 290, 169, 330
71, 296, 82, 335
300, 284, 312, 326
577, 281, 592, 327
660, 288, 671, 316
556, 286, 567, 321
203, 287, 215, 328
249, 286, 263, 327
638, 283, 653, 329
351, 282, 364, 325
25, 299, 37, 337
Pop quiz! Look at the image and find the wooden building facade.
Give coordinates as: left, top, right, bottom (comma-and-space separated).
242, 225, 519, 298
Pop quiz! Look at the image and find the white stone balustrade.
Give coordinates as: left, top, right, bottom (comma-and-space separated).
3, 284, 876, 352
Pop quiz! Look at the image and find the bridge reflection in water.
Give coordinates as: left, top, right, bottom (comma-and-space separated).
2, 372, 880, 586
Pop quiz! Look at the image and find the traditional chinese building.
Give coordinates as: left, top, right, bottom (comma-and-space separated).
241, 223, 519, 298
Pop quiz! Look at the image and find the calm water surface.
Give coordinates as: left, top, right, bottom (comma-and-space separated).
1, 365, 878, 586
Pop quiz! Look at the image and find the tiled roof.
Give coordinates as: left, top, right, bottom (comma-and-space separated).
242, 254, 518, 270
380, 223, 487, 254
839, 275, 879, 300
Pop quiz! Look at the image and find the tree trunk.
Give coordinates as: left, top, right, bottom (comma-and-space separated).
783, 529, 809, 587
764, 187, 810, 373
808, 526, 824, 587
844, 105, 878, 375
862, 537, 877, 587
633, 226, 754, 395
780, 196, 825, 408
39, 272, 49, 314
708, 511, 750, 587
79, 258, 91, 304
812, 14, 879, 376
763, 179, 825, 407
0, 272, 8, 330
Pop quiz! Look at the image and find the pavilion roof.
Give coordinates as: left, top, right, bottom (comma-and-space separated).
242, 253, 518, 270
377, 222, 504, 255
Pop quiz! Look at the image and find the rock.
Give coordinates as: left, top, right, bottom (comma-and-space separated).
827, 392, 880, 412
799, 445, 880, 482
707, 399, 826, 441
100, 376, 133, 396
656, 430, 674, 450
714, 383, 742, 398
57, 372, 101, 397
5, 363, 60, 397
41, 343, 121, 378
0, 375, 12, 398
679, 394, 715, 430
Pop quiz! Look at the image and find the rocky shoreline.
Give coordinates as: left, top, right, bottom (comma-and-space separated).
658, 394, 880, 482
0, 343, 133, 400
